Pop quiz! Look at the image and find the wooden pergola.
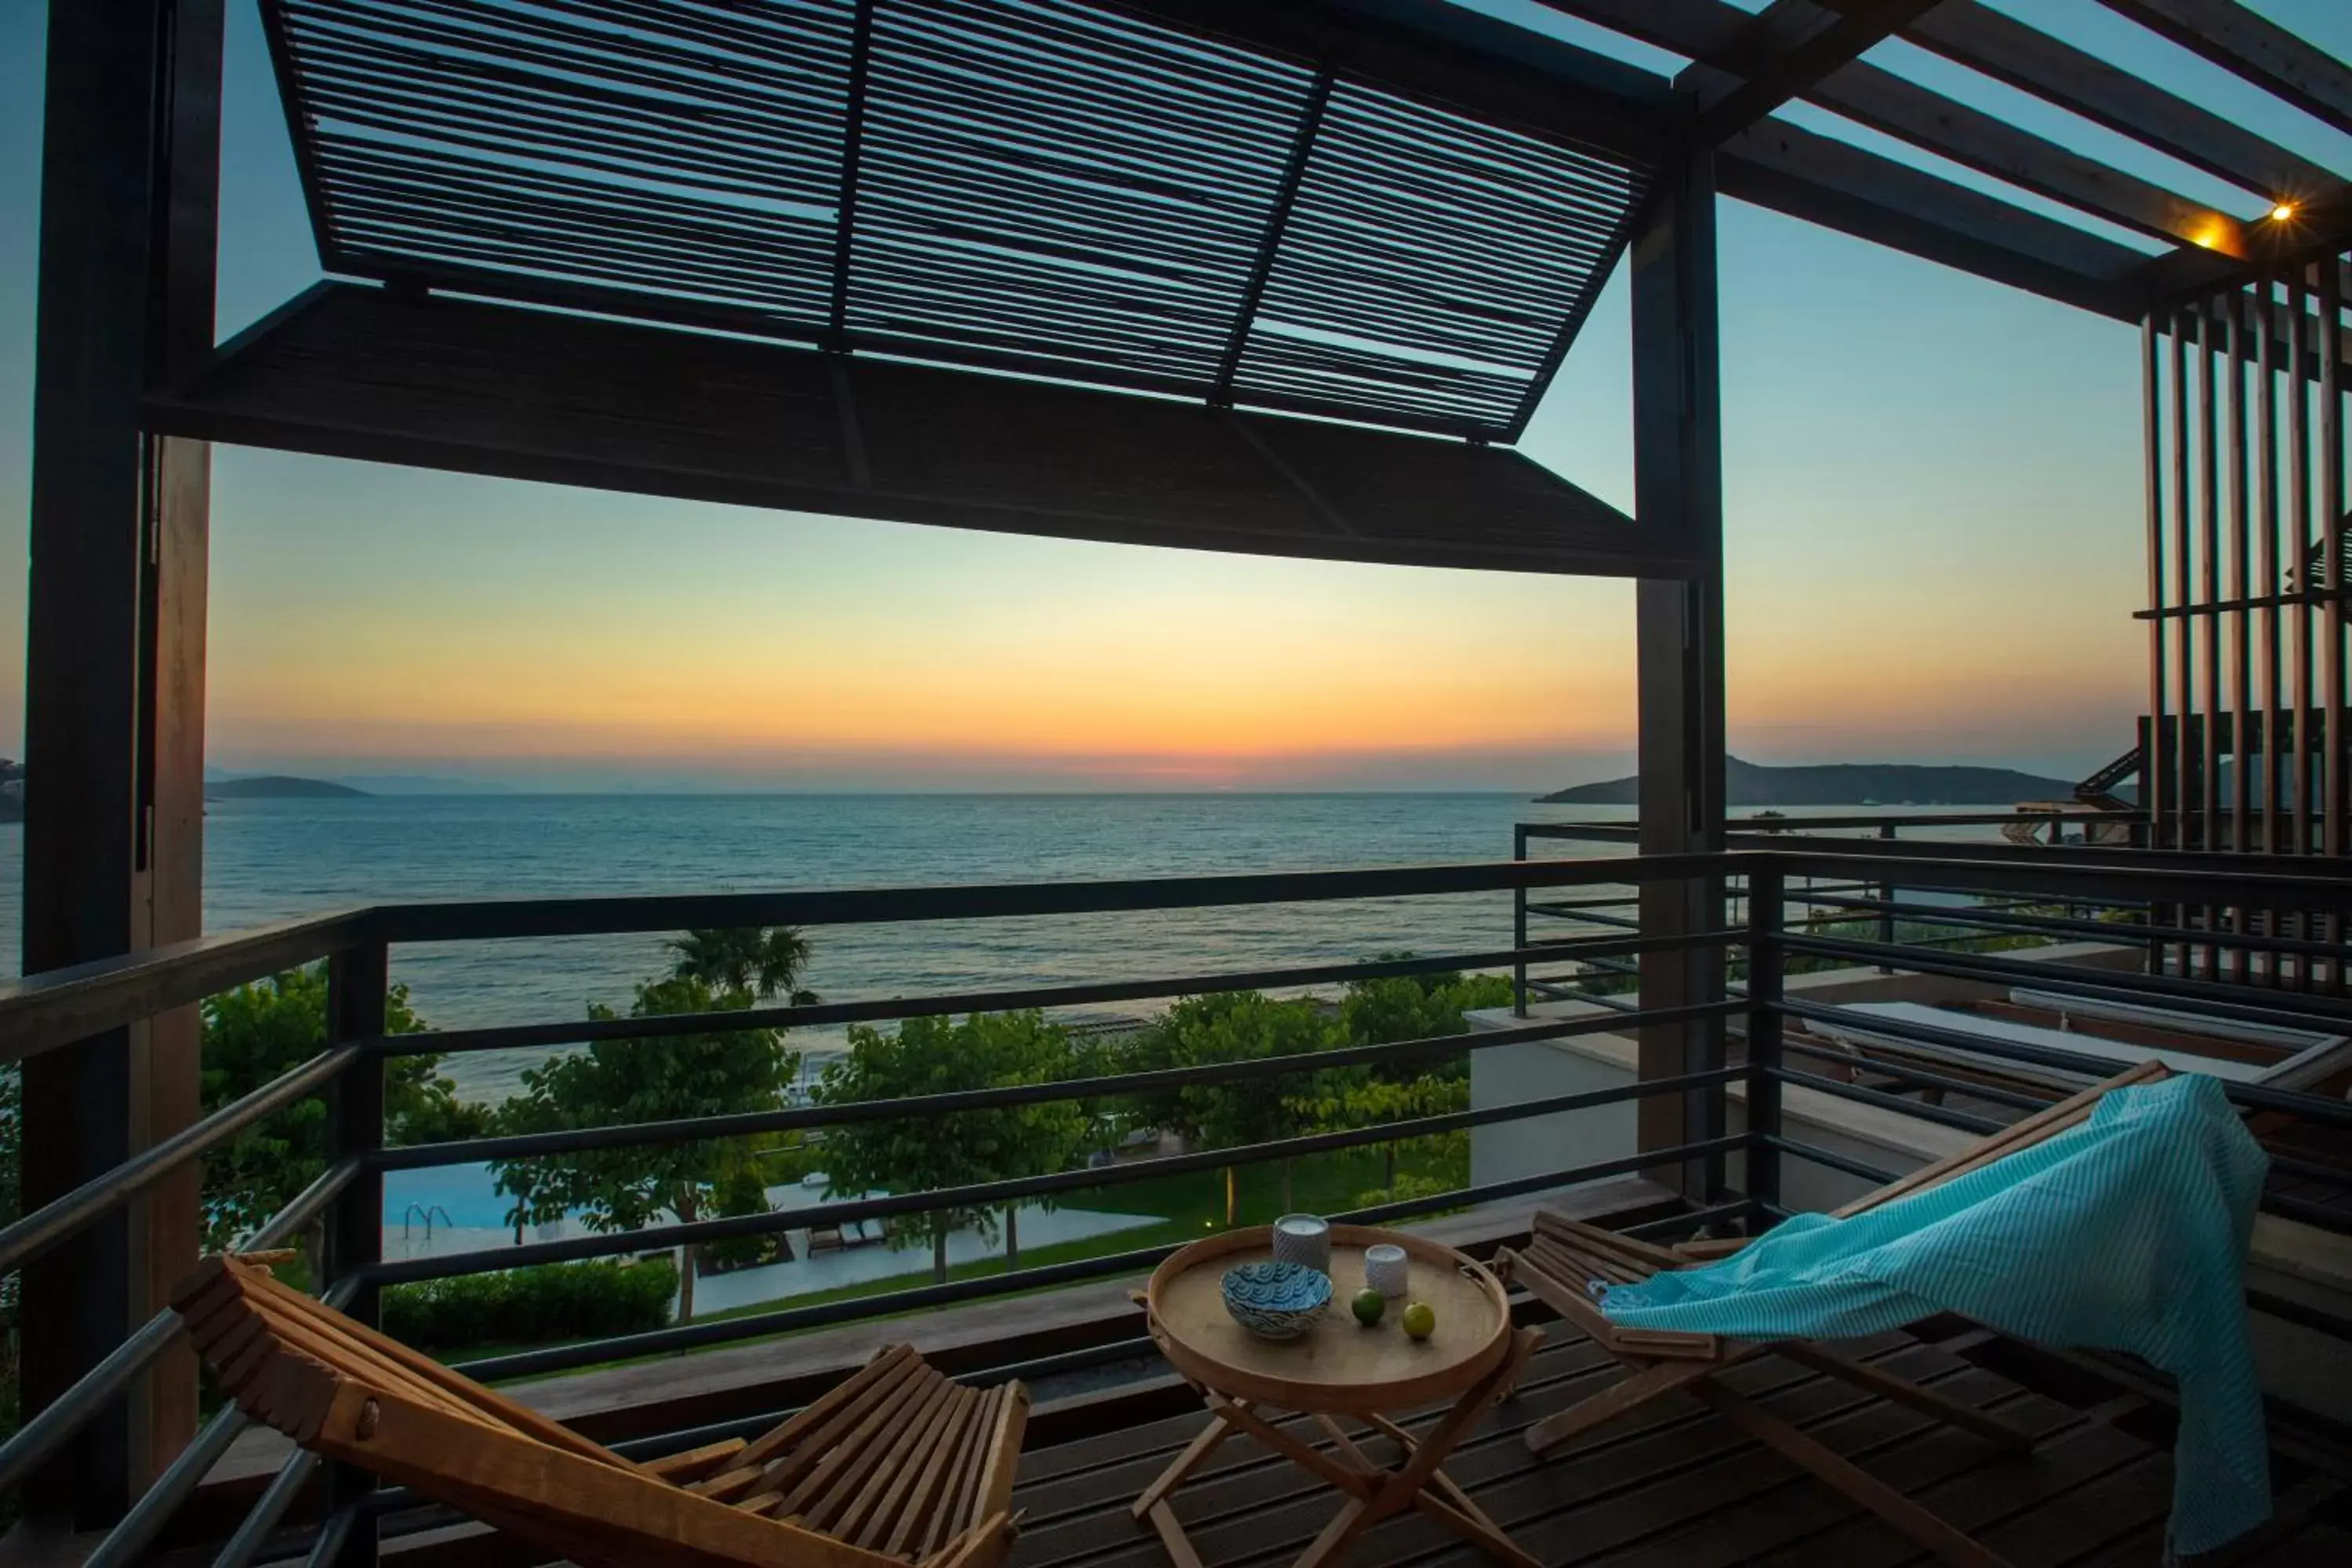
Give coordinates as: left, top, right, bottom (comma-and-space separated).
20, 0, 2350, 1526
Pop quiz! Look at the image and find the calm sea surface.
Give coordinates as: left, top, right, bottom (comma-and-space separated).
0, 794, 2009, 1103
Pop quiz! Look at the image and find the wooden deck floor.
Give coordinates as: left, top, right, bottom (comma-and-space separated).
1002, 1325, 2350, 1568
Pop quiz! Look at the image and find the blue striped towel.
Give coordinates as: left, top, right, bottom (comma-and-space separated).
1600, 1074, 2271, 1555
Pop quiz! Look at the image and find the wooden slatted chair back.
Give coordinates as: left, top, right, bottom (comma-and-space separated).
171, 1258, 1025, 1568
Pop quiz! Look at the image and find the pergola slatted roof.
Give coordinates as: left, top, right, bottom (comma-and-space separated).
151, 0, 2345, 584
266, 0, 1656, 439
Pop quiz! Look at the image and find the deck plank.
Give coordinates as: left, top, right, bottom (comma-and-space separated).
1014, 1334, 1962, 1568
996, 1319, 2316, 1568
1745, 1413, 2151, 1567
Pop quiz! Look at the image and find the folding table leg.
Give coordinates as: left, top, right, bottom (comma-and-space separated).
1131, 1403, 1247, 1521
1292, 1328, 1541, 1568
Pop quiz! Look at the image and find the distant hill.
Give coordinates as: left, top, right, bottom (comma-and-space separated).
328, 774, 514, 795
1537, 757, 2076, 807
207, 775, 369, 800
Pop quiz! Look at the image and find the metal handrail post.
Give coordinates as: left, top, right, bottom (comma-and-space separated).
1877, 821, 1896, 971
1744, 861, 1784, 1218
322, 943, 389, 1568
1512, 824, 1530, 1017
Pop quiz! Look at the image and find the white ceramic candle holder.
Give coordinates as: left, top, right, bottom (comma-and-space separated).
1272, 1213, 1331, 1276
1364, 1242, 1409, 1298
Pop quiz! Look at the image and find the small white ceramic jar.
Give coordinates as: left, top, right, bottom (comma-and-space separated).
1271, 1213, 1331, 1275
1364, 1242, 1409, 1298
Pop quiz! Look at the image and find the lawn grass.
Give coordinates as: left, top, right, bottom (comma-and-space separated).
441, 1142, 1459, 1377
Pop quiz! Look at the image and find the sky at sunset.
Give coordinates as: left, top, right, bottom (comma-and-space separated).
3, 1, 2349, 791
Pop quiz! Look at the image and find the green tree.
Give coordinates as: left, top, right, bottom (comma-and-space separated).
1294, 1073, 1468, 1196
666, 927, 819, 1004
198, 966, 482, 1250
1336, 962, 1513, 1082
486, 975, 795, 1320
813, 1011, 1094, 1282
1135, 993, 1353, 1222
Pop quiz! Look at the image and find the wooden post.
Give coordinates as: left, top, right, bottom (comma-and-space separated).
1632, 147, 1727, 1196
19, 0, 220, 1523
1744, 860, 1784, 1218
323, 943, 390, 1566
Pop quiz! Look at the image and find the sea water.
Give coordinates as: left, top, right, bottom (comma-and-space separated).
0, 794, 2013, 1261
0, 793, 2017, 1102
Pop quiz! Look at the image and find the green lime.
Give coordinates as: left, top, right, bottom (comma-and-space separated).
1401, 1301, 1436, 1340
1351, 1288, 1386, 1326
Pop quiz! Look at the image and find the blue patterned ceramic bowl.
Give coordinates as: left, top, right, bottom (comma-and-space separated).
1220, 1261, 1331, 1341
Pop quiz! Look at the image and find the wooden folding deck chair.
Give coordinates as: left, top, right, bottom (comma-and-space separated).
1495, 1062, 2173, 1568
172, 1254, 1029, 1568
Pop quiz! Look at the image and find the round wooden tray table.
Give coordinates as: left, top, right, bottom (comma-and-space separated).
1134, 1224, 1541, 1568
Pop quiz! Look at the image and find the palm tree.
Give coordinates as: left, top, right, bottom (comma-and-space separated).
666, 927, 819, 1005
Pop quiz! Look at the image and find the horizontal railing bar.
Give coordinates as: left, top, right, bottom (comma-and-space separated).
1772, 844, 2350, 905
0, 1157, 356, 1496
1761, 1133, 1904, 1187
1776, 1036, 2057, 1112
1520, 813, 2136, 837
1767, 1066, 2010, 1135
376, 995, 1743, 1171
1620, 1199, 1762, 1241
2247, 1286, 2352, 1341
80, 1405, 251, 1568
368, 854, 1748, 945
379, 931, 1733, 1058
1778, 932, 2352, 1031
2267, 1149, 2352, 1185
2263, 1192, 2352, 1234
1330, 1139, 1748, 1229
450, 1238, 1184, 1383
301, 1505, 357, 1568
0, 1312, 182, 1500
371, 1054, 1748, 1285
450, 1130, 1742, 1382
1523, 906, 1640, 929
0, 909, 375, 1065
1798, 890, 2352, 961
1777, 993, 2352, 1128
0, 1045, 365, 1277
211, 1449, 321, 1568
1523, 980, 1640, 1012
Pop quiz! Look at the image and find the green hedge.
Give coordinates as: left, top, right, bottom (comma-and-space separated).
383, 1258, 677, 1352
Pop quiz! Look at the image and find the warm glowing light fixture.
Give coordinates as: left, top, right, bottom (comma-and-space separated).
2271, 201, 2297, 221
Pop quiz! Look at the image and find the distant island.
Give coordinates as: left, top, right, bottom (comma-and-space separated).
206, 775, 370, 800
1538, 756, 2076, 807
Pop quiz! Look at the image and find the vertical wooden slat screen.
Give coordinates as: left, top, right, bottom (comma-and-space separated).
2321, 260, 2345, 988
2141, 249, 2351, 992
2226, 292, 2251, 981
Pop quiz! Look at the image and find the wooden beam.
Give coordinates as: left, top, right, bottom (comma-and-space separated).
22, 0, 220, 1524
2151, 265, 2352, 385
1559, 0, 2260, 256
1901, 1, 2343, 205
2100, 0, 2352, 138
1631, 153, 1728, 1197
1683, 0, 1945, 146
1716, 117, 2146, 317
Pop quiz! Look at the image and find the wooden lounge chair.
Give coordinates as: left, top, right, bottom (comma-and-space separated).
171, 1255, 1028, 1568
1495, 1062, 2173, 1568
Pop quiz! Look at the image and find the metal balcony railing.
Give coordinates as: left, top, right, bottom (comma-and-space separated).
0, 843, 2347, 1565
